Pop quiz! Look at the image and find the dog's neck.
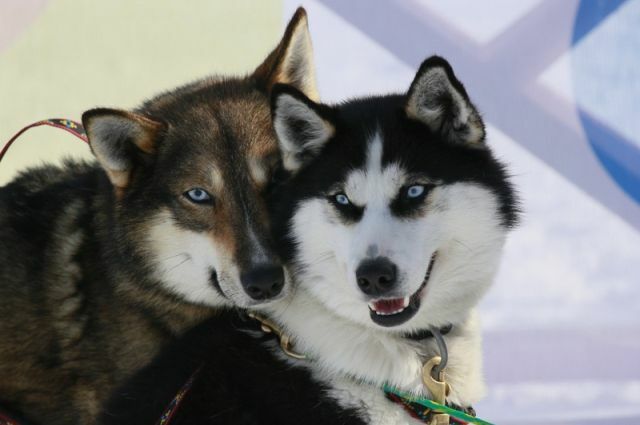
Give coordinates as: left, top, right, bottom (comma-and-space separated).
265, 287, 486, 407
116, 275, 215, 336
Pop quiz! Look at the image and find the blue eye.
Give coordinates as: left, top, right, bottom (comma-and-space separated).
185, 188, 212, 204
334, 193, 350, 205
406, 185, 425, 198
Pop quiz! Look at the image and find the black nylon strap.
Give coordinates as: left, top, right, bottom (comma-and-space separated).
403, 324, 453, 341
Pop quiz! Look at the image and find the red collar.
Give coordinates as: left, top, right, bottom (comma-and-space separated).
0, 408, 27, 425
155, 368, 201, 425
1, 118, 88, 164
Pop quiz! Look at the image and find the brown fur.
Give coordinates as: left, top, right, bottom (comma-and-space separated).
0, 9, 316, 425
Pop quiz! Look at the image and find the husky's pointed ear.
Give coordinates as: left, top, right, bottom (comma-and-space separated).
254, 7, 319, 102
406, 56, 485, 146
271, 84, 334, 172
82, 108, 166, 192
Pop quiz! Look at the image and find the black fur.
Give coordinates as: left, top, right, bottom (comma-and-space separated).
270, 91, 519, 265
97, 56, 518, 425
0, 7, 318, 422
98, 312, 365, 425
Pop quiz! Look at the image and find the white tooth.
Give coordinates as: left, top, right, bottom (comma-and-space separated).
402, 297, 410, 308
368, 302, 376, 310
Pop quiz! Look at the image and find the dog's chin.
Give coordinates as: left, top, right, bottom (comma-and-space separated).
367, 253, 437, 328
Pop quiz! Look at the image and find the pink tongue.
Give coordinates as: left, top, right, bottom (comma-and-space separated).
372, 298, 404, 314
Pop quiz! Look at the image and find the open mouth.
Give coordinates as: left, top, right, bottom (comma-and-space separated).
368, 253, 437, 327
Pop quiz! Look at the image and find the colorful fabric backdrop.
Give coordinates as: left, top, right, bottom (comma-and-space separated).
1, 1, 639, 423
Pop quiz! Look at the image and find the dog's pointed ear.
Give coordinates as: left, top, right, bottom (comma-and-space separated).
82, 108, 166, 192
406, 56, 485, 146
271, 84, 334, 172
254, 7, 319, 102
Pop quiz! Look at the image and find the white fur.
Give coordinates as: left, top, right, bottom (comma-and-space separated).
341, 135, 439, 303
259, 131, 506, 423
264, 295, 486, 423
407, 67, 484, 145
273, 94, 333, 171
88, 116, 140, 172
248, 157, 269, 187
146, 210, 266, 309
282, 133, 505, 330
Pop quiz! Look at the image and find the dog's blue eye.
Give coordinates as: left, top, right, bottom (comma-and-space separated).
334, 193, 350, 205
406, 185, 425, 198
329, 192, 364, 221
185, 188, 212, 204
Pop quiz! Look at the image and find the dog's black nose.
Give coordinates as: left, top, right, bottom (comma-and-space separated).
241, 264, 285, 300
356, 257, 397, 296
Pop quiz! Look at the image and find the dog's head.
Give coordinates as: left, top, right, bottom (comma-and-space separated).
271, 56, 518, 331
82, 8, 318, 309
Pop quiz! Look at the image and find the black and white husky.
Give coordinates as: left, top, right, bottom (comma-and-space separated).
101, 56, 518, 425
264, 55, 518, 422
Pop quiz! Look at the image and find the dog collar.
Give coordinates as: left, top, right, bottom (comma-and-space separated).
155, 313, 492, 425
244, 312, 492, 424
245, 311, 307, 359
246, 310, 455, 360
383, 329, 493, 425
155, 368, 200, 425
1, 119, 88, 164
403, 324, 453, 341
383, 385, 487, 425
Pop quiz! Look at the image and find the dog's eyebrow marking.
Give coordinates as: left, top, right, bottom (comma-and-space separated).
345, 131, 407, 207
343, 131, 384, 206
210, 167, 223, 192
247, 157, 268, 186
366, 130, 383, 178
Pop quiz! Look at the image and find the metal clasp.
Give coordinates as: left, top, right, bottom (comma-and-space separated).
247, 312, 307, 360
421, 325, 452, 425
422, 356, 451, 424
422, 356, 450, 405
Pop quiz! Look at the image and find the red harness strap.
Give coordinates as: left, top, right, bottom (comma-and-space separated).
385, 391, 471, 424
0, 409, 25, 425
1, 119, 88, 163
156, 368, 201, 425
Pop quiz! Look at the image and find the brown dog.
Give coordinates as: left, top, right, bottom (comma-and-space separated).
0, 8, 317, 425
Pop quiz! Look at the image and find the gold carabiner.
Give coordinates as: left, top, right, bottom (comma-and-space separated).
279, 334, 307, 360
422, 356, 451, 425
247, 312, 307, 360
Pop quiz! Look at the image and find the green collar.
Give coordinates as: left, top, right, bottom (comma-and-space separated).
247, 312, 494, 424
382, 384, 494, 425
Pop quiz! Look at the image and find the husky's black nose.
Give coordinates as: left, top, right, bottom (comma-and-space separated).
241, 264, 285, 300
356, 257, 397, 296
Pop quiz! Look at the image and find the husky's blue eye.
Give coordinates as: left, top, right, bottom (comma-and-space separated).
185, 188, 213, 204
334, 193, 350, 205
329, 192, 364, 221
406, 185, 425, 198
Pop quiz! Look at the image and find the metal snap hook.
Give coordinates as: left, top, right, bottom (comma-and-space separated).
421, 326, 452, 424
430, 326, 448, 377
247, 311, 307, 360
421, 356, 450, 404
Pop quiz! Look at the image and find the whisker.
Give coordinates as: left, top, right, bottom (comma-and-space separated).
159, 252, 189, 262
165, 256, 191, 273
